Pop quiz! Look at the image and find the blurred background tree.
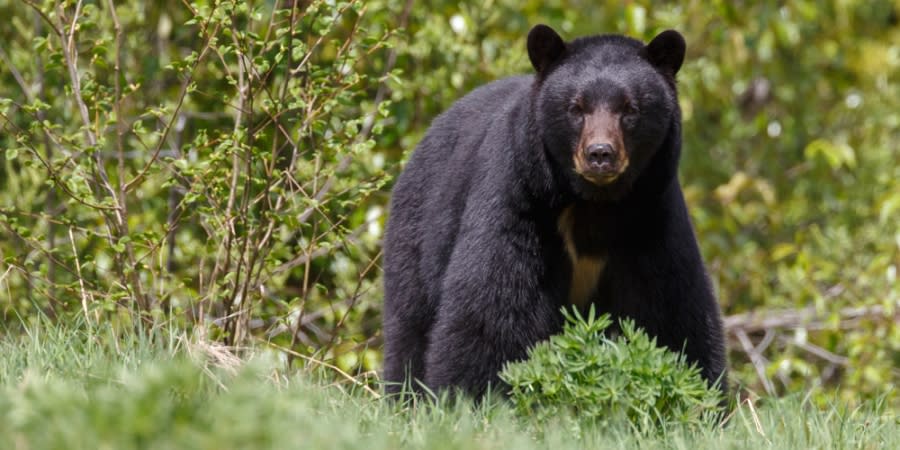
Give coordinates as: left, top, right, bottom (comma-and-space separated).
1, 0, 897, 406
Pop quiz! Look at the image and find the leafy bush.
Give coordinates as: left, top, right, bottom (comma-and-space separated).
0, 0, 391, 370
501, 308, 723, 430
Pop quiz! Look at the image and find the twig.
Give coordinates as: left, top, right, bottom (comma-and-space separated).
106, 0, 126, 207
218, 6, 254, 345
296, 0, 413, 224
756, 329, 775, 354
68, 227, 93, 321
59, 0, 101, 152
22, 0, 62, 37
0, 44, 32, 100
34, 9, 60, 311
727, 302, 900, 388
743, 397, 770, 444
273, 216, 374, 276
324, 250, 382, 351
0, 113, 121, 212
0, 265, 14, 287
263, 340, 382, 399
724, 304, 893, 334
779, 336, 849, 366
735, 329, 776, 396
123, 5, 219, 193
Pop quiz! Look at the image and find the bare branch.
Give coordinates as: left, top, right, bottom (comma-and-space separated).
735, 329, 776, 396
724, 304, 893, 334
778, 336, 849, 366
22, 0, 63, 37
68, 226, 93, 320
0, 44, 32, 101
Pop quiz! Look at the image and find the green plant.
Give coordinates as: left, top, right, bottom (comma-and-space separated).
501, 307, 723, 431
0, 0, 392, 371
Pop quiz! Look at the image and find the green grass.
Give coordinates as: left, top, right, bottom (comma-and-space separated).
0, 324, 896, 450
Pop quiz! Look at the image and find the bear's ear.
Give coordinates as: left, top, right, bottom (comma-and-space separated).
527, 24, 566, 74
644, 30, 686, 77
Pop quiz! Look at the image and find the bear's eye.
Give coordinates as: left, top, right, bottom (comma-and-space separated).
623, 101, 639, 116
568, 99, 584, 116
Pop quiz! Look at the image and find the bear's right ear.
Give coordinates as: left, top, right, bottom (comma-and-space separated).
527, 24, 566, 74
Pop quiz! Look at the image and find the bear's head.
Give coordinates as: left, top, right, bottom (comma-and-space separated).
528, 25, 685, 201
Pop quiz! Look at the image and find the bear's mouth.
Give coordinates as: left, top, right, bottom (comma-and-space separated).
574, 150, 628, 185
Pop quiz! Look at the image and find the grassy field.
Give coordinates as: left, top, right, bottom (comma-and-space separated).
0, 324, 895, 450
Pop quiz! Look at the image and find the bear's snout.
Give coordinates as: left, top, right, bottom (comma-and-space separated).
585, 143, 616, 168
575, 140, 626, 184
573, 109, 629, 185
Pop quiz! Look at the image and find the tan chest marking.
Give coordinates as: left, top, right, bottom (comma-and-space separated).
557, 206, 605, 308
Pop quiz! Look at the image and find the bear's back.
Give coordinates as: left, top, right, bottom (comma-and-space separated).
385, 75, 534, 299
409, 74, 533, 170
391, 74, 534, 217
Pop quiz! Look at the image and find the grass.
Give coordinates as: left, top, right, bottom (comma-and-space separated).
0, 323, 896, 449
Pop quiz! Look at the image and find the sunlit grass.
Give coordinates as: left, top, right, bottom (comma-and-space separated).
0, 323, 895, 450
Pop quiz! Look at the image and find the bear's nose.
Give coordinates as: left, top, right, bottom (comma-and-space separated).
585, 143, 615, 165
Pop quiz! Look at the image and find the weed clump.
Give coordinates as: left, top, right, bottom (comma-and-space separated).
501, 307, 723, 431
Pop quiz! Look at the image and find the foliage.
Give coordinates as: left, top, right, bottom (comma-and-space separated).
501, 308, 723, 431
0, 0, 898, 406
0, 325, 897, 449
0, 0, 391, 370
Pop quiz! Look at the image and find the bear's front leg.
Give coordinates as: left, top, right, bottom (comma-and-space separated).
422, 230, 564, 398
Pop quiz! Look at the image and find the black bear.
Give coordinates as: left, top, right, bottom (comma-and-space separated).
382, 24, 727, 398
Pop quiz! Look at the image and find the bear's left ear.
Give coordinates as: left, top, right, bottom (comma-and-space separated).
644, 30, 686, 77
527, 24, 566, 74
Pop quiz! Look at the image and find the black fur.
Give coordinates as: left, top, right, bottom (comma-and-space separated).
382, 26, 727, 398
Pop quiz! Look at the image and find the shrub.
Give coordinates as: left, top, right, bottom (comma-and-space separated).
0, 0, 392, 370
501, 307, 723, 430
